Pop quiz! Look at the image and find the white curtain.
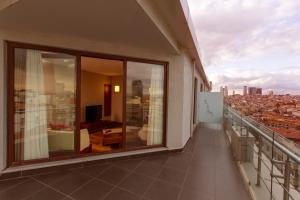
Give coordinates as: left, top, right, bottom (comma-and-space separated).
147, 67, 164, 145
24, 50, 49, 160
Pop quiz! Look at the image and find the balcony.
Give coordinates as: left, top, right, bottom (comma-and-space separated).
0, 107, 298, 200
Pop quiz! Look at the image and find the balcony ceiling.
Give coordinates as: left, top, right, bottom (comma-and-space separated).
0, 0, 177, 54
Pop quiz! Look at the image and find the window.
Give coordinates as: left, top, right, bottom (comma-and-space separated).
126, 61, 165, 147
13, 48, 76, 162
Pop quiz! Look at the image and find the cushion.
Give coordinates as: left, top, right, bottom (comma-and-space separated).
80, 129, 90, 151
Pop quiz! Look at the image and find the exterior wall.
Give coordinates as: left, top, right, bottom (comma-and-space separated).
0, 29, 198, 170
193, 67, 202, 130
166, 55, 185, 149
182, 52, 194, 145
181, 51, 207, 144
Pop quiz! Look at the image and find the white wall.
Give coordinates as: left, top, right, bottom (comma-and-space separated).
166, 52, 205, 149
194, 69, 205, 123
166, 55, 185, 149
181, 52, 194, 145
0, 29, 199, 170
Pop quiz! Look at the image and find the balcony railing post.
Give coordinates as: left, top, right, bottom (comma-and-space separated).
257, 135, 262, 186
270, 132, 275, 200
240, 114, 243, 133
283, 157, 291, 200
232, 113, 234, 127
293, 162, 299, 189
245, 126, 248, 160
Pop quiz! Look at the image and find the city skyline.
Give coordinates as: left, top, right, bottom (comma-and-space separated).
187, 0, 300, 95
219, 85, 296, 96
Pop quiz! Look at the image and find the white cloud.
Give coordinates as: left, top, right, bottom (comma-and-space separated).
187, 0, 300, 66
210, 66, 300, 95
187, 0, 300, 94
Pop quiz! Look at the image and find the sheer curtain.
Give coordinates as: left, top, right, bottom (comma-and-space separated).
147, 67, 164, 145
23, 50, 49, 160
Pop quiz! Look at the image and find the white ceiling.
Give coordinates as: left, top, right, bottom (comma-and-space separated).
81, 56, 123, 76
0, 0, 176, 54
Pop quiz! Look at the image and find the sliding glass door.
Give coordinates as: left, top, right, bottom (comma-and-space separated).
8, 42, 167, 166
13, 48, 77, 162
125, 61, 165, 148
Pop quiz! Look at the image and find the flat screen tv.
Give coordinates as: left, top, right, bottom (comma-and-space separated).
86, 105, 102, 122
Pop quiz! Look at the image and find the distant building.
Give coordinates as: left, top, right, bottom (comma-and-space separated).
268, 90, 274, 95
248, 87, 257, 95
256, 88, 262, 95
243, 86, 247, 96
233, 90, 235, 95
220, 86, 224, 96
132, 80, 143, 98
224, 86, 228, 96
248, 87, 262, 95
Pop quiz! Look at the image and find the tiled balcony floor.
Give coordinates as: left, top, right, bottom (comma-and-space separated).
0, 124, 251, 200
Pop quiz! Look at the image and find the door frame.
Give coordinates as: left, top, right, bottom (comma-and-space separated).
103, 84, 112, 117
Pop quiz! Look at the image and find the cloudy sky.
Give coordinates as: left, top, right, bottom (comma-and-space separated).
187, 0, 300, 95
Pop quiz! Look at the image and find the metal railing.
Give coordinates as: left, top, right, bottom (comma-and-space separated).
224, 106, 300, 200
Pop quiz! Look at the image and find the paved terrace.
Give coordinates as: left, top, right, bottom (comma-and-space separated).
0, 124, 251, 200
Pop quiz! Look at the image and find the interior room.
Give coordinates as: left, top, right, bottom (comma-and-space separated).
80, 57, 124, 153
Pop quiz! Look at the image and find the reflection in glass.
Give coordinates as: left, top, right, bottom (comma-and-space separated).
14, 48, 76, 161
126, 61, 164, 148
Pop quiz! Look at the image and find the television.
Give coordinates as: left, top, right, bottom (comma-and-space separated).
86, 105, 102, 122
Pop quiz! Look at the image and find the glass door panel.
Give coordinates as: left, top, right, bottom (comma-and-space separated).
14, 48, 76, 161
125, 61, 165, 148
